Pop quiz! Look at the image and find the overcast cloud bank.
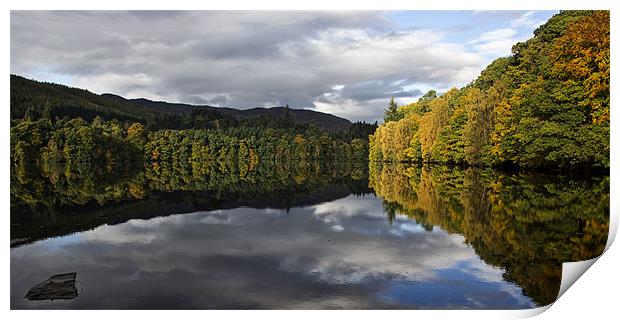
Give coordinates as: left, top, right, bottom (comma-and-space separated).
11, 11, 554, 122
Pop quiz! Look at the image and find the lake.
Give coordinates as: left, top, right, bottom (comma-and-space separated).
10, 162, 609, 309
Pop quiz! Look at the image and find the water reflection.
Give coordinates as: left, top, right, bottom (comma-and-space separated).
10, 162, 609, 309
12, 195, 537, 309
11, 161, 369, 247
370, 164, 609, 305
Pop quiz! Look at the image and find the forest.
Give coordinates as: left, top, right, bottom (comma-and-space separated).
11, 72, 378, 173
10, 11, 610, 182
10, 116, 373, 177
370, 11, 609, 170
11, 72, 376, 176
11, 11, 609, 173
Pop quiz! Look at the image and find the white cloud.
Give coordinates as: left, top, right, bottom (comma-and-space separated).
314, 98, 386, 123
468, 28, 518, 56
11, 11, 487, 122
467, 12, 548, 58
510, 11, 544, 29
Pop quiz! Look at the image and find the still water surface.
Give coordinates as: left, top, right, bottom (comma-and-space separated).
10, 163, 609, 309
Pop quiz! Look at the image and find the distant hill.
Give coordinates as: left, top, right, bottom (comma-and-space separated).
10, 75, 352, 132
10, 74, 156, 124
102, 94, 353, 132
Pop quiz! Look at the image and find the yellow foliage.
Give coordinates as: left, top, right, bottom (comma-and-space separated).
552, 11, 609, 125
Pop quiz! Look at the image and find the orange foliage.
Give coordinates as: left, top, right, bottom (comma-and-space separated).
552, 11, 610, 125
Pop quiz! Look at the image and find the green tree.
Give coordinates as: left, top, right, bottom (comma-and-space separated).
383, 97, 403, 123
369, 11, 609, 170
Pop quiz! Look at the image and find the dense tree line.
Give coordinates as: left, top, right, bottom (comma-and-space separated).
333, 121, 378, 141
10, 117, 142, 170
11, 71, 375, 172
370, 11, 609, 170
369, 162, 609, 306
142, 126, 367, 178
10, 116, 370, 178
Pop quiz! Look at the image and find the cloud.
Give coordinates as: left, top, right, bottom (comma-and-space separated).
333, 79, 424, 102
467, 28, 518, 56
510, 11, 544, 29
11, 11, 492, 122
12, 11, 556, 122
11, 195, 535, 309
314, 98, 387, 123
467, 11, 550, 58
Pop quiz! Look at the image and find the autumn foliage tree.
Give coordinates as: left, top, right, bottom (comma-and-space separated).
369, 10, 609, 170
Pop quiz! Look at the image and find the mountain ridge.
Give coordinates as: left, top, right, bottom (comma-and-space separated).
11, 75, 352, 132
102, 94, 353, 132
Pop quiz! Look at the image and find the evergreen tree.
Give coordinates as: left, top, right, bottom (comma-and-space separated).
383, 97, 403, 123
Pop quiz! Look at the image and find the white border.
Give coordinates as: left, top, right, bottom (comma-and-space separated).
3, 1, 618, 319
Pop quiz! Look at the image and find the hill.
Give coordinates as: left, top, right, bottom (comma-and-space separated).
102, 94, 352, 132
10, 75, 155, 124
11, 75, 352, 132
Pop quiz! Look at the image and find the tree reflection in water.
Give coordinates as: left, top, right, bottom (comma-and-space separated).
11, 161, 609, 307
370, 163, 609, 305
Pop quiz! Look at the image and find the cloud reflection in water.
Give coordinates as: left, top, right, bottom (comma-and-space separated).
11, 194, 534, 309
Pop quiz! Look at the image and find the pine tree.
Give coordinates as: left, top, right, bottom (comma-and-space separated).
383, 98, 403, 123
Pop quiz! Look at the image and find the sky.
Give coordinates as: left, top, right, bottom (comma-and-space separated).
11, 10, 557, 122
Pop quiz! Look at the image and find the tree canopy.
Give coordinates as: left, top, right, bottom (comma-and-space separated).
370, 11, 609, 171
